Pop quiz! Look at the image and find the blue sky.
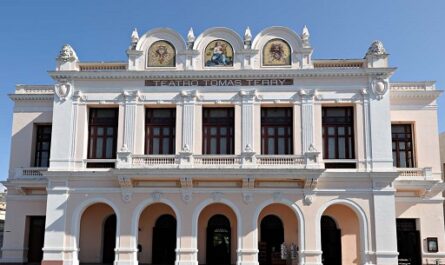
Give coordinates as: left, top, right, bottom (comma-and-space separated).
0, 0, 444, 181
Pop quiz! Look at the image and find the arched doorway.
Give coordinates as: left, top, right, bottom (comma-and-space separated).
79, 203, 117, 264
321, 216, 341, 265
206, 214, 231, 265
138, 203, 177, 265
152, 214, 176, 265
102, 214, 117, 264
260, 215, 284, 265
197, 203, 238, 265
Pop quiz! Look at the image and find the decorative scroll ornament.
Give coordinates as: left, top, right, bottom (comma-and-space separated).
301, 25, 310, 47
130, 28, 139, 50
55, 81, 72, 101
57, 44, 77, 62
152, 192, 162, 201
371, 78, 389, 100
366, 40, 387, 56
303, 193, 313, 205
72, 90, 86, 102
211, 192, 224, 202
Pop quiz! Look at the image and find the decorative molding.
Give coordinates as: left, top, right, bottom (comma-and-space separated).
72, 90, 86, 102
371, 77, 389, 100
180, 177, 193, 203
272, 192, 283, 202
211, 192, 224, 202
152, 191, 162, 201
54, 80, 72, 101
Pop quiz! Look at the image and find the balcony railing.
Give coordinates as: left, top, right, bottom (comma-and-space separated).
14, 167, 47, 178
116, 151, 321, 170
397, 167, 432, 179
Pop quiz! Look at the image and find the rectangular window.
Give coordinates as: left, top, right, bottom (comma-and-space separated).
322, 107, 355, 168
261, 108, 293, 155
203, 108, 234, 155
145, 108, 176, 154
87, 108, 118, 167
392, 124, 414, 168
34, 125, 52, 167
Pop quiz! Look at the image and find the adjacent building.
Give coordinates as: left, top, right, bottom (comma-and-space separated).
1, 26, 444, 265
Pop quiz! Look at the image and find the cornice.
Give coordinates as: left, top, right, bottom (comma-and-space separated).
390, 90, 442, 98
48, 68, 397, 80
9, 94, 54, 102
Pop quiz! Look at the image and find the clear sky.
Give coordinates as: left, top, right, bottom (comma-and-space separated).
0, 0, 444, 181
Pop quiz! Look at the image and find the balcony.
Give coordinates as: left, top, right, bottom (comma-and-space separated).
396, 167, 433, 180
14, 167, 47, 179
119, 151, 321, 170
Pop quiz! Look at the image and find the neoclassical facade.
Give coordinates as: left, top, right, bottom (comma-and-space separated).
2, 26, 444, 265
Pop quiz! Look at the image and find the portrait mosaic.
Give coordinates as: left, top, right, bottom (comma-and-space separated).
263, 39, 291, 66
204, 40, 234, 67
147, 40, 176, 67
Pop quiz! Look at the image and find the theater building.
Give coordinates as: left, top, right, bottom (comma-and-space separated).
1, 26, 444, 265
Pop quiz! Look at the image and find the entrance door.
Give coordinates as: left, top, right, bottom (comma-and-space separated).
152, 214, 177, 265
27, 216, 46, 263
102, 214, 116, 264
206, 215, 231, 265
260, 215, 284, 265
321, 216, 341, 265
397, 219, 421, 265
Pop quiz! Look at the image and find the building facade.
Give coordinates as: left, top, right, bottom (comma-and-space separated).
2, 26, 444, 265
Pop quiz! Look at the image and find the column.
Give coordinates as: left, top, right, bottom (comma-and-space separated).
371, 175, 399, 265
42, 178, 70, 265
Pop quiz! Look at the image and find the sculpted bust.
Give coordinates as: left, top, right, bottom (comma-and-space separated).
366, 40, 387, 56
57, 44, 77, 62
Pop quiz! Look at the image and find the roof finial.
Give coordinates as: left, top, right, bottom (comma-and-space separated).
130, 28, 139, 50
244, 26, 252, 49
301, 25, 310, 47
187, 27, 195, 49
366, 40, 387, 56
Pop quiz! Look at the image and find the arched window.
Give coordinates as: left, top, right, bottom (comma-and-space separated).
147, 40, 176, 67
262, 38, 291, 66
204, 40, 234, 67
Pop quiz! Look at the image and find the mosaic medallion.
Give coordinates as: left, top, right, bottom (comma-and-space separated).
147, 40, 175, 67
263, 39, 291, 66
205, 40, 234, 67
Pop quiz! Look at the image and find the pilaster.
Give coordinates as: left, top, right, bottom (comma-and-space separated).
239, 90, 260, 153
42, 178, 69, 265
371, 173, 399, 265
299, 89, 318, 153
121, 90, 141, 153
180, 90, 200, 153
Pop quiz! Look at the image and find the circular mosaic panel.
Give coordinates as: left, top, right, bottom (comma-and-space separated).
147, 40, 176, 67
263, 39, 291, 66
205, 40, 234, 67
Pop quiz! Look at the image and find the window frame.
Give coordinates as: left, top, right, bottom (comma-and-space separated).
87, 108, 119, 160
202, 108, 234, 155
391, 123, 415, 168
322, 106, 356, 160
145, 108, 176, 155
33, 124, 52, 167
261, 107, 293, 155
